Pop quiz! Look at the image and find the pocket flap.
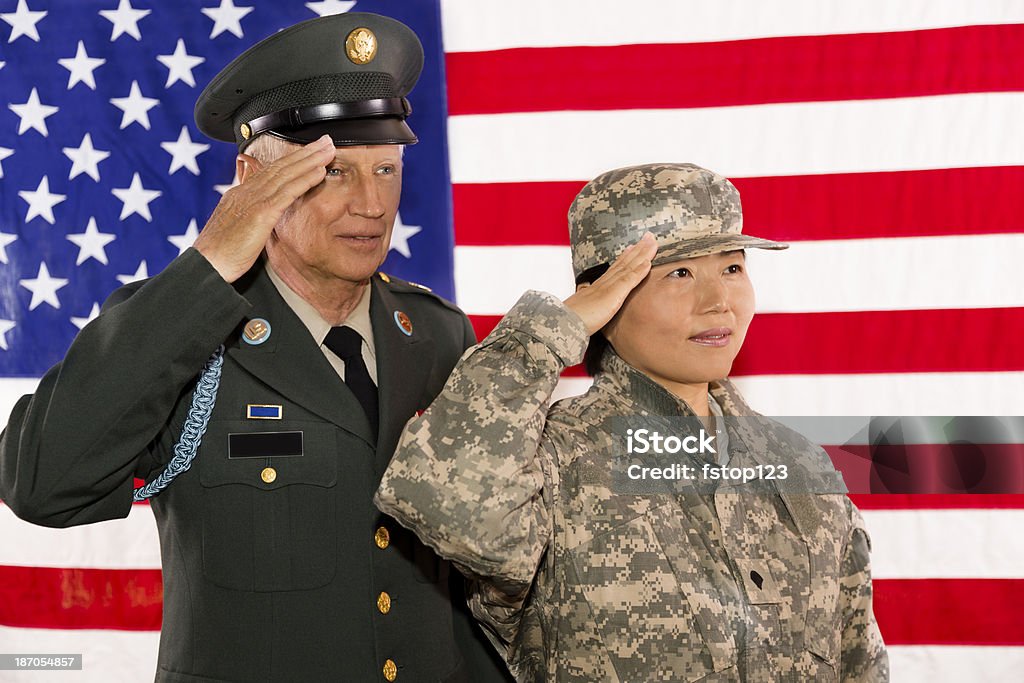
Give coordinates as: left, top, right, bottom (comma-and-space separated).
198, 420, 338, 489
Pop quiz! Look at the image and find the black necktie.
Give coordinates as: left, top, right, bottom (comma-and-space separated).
324, 326, 378, 438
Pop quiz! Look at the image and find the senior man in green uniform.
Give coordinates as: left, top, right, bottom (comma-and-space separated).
0, 12, 509, 683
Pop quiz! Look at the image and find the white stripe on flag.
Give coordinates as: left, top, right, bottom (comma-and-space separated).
745, 234, 1024, 313
0, 503, 160, 570
455, 235, 1024, 316
0, 626, 1019, 683
448, 93, 1024, 183
0, 379, 40, 433
455, 246, 575, 313
888, 645, 1024, 683
0, 626, 159, 682
768, 416, 1024, 447
863, 509, 1024, 579
441, 0, 1024, 51
731, 372, 1024, 416
0, 628, 1021, 683
553, 374, 1024, 415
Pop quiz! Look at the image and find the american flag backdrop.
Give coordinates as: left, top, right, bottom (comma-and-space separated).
1, 0, 1023, 680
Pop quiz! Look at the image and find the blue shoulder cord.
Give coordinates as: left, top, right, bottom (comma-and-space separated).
132, 346, 225, 501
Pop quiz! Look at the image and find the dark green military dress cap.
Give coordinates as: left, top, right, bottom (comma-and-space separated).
568, 163, 788, 280
195, 12, 424, 150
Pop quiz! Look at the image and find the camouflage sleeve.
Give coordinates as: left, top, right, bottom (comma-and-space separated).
375, 290, 589, 586
839, 504, 890, 681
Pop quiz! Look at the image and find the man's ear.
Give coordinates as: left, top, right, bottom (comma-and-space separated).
236, 153, 262, 183
575, 282, 591, 292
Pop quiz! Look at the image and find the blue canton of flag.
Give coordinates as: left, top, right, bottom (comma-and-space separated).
0, 0, 454, 377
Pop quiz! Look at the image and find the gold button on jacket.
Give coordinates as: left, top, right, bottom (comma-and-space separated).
374, 526, 390, 549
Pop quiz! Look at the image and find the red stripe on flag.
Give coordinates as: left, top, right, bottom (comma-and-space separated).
9, 495, 1022, 513
454, 181, 580, 246
469, 315, 501, 343
447, 24, 1024, 115
849, 494, 1024, 509
735, 167, 1024, 242
3, 565, 1021, 645
874, 579, 1024, 645
736, 308, 1024, 375
453, 167, 1024, 246
132, 478, 152, 505
0, 565, 162, 630
470, 307, 1024, 375
828, 444, 1024, 495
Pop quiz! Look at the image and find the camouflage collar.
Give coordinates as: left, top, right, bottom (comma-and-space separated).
595, 348, 757, 418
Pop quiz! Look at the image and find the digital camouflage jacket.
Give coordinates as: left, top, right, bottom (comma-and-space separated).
376, 291, 889, 682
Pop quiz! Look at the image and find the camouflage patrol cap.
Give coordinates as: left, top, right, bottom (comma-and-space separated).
568, 163, 788, 279
195, 12, 423, 150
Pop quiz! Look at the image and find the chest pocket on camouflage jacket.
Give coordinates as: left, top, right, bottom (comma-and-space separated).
569, 503, 739, 682
569, 495, 845, 682
719, 489, 844, 680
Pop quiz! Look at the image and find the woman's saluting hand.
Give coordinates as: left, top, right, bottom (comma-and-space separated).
564, 232, 658, 335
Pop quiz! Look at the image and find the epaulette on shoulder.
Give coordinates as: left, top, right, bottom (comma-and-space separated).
376, 272, 463, 315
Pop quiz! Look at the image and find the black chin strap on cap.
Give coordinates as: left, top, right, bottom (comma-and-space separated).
240, 97, 411, 141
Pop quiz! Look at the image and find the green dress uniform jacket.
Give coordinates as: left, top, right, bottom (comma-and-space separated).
375, 291, 890, 682
0, 248, 510, 683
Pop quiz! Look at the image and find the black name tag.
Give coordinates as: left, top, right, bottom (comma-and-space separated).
228, 431, 304, 459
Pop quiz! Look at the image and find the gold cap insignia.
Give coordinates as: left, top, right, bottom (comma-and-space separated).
240, 123, 252, 140
345, 27, 378, 65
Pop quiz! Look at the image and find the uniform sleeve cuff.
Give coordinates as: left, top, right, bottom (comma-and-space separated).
119, 248, 252, 353
482, 290, 589, 367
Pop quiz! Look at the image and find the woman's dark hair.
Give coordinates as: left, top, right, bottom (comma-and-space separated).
575, 263, 611, 375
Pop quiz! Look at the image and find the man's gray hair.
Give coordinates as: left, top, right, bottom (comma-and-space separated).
245, 135, 300, 165
245, 135, 405, 165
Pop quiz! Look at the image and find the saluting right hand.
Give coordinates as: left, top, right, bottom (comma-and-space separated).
193, 134, 337, 283
564, 232, 658, 335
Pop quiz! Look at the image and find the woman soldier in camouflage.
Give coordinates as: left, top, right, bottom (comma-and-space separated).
376, 164, 888, 682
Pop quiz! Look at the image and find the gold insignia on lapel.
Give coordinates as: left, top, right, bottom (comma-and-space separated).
394, 310, 413, 336
345, 27, 378, 65
409, 281, 431, 292
378, 272, 391, 283
243, 318, 271, 345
